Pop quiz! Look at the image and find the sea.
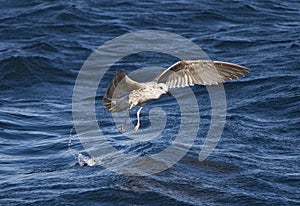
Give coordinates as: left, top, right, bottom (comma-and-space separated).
0, 0, 299, 205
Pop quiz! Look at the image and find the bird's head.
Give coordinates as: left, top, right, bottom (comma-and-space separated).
157, 83, 172, 96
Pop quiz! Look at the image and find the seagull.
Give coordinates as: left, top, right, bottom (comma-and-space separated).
103, 60, 249, 133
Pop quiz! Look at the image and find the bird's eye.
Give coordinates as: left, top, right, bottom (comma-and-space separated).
159, 86, 163, 89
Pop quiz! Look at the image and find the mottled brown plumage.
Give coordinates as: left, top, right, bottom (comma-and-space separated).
103, 60, 249, 133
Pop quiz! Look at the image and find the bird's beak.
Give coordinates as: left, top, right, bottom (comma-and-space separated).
166, 91, 172, 96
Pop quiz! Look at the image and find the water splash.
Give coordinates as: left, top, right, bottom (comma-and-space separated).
69, 126, 97, 167
77, 153, 96, 167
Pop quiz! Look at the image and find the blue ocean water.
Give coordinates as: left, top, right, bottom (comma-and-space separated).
1, 0, 299, 205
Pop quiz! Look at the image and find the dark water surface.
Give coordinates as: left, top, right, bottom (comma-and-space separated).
1, 0, 299, 205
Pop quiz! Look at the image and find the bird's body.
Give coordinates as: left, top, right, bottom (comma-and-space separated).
103, 60, 249, 133
129, 82, 169, 109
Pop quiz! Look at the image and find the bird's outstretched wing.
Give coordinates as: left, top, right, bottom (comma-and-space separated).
155, 60, 250, 88
103, 70, 143, 112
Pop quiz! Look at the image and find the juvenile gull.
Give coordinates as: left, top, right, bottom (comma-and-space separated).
103, 60, 250, 133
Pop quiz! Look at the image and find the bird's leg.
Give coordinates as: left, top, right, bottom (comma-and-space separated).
134, 106, 143, 133
119, 110, 129, 134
